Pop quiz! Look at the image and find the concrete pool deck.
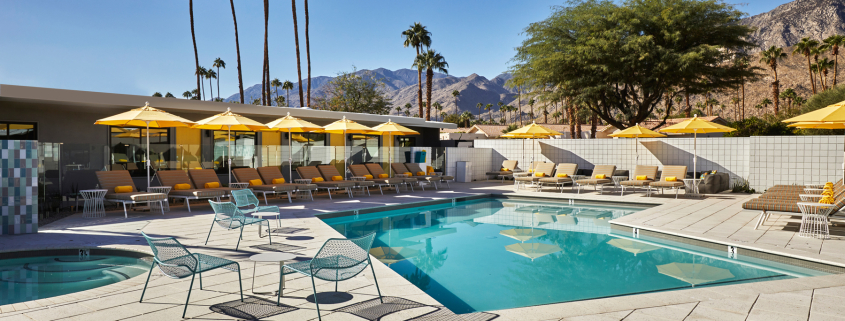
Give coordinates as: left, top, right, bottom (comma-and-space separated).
1, 181, 844, 320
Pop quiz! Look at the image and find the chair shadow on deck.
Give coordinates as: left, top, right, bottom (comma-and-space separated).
333, 296, 500, 321
210, 296, 298, 320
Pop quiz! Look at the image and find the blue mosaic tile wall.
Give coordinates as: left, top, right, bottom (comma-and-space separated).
1, 140, 38, 235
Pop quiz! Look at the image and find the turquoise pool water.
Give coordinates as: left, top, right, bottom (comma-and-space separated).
0, 255, 152, 305
322, 198, 829, 313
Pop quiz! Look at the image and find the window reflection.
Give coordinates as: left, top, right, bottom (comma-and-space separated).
350, 134, 380, 164
109, 127, 170, 175
0, 122, 37, 140
213, 131, 256, 173
289, 133, 325, 167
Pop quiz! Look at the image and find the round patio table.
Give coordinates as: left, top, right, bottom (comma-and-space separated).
251, 211, 281, 228
80, 189, 108, 218
249, 252, 296, 304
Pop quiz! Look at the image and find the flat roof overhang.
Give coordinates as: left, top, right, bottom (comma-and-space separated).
0, 84, 457, 129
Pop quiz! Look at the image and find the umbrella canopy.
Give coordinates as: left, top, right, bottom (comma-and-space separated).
372, 120, 420, 176
609, 124, 666, 165
783, 100, 845, 123
192, 107, 268, 184
95, 102, 195, 190
320, 116, 376, 177
502, 122, 561, 166
499, 228, 547, 242
787, 121, 845, 129
657, 262, 734, 287
607, 239, 661, 256
505, 243, 562, 261
262, 112, 323, 180
659, 115, 735, 176
369, 246, 420, 266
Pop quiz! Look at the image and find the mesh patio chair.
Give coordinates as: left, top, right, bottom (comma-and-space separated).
231, 189, 281, 228
282, 232, 382, 321
205, 200, 271, 250
139, 231, 243, 318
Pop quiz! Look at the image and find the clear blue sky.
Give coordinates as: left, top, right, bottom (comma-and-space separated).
0, 0, 792, 98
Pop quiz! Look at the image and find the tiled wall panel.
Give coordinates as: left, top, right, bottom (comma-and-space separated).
444, 147, 492, 181
1, 140, 39, 235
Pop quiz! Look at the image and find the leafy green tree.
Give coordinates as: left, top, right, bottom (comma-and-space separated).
759, 46, 787, 113
725, 116, 796, 137
824, 35, 845, 85
314, 68, 392, 114
274, 96, 285, 107
152, 92, 163, 97
413, 49, 449, 121
793, 38, 820, 94
402, 22, 432, 117
442, 113, 461, 125
510, 0, 756, 130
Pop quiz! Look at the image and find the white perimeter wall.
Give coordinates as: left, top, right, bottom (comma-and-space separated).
451, 136, 845, 191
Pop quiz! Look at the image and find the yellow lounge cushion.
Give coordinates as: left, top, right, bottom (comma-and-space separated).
249, 179, 263, 186
272, 178, 285, 184
636, 175, 647, 180
665, 176, 677, 182
313, 177, 324, 182
114, 186, 133, 193
331, 176, 344, 181
820, 195, 835, 204
528, 169, 534, 173
501, 167, 509, 171
404, 172, 413, 176
364, 174, 373, 179
204, 182, 220, 188
416, 171, 426, 176
595, 174, 606, 179
556, 173, 568, 178
535, 172, 545, 177
378, 174, 389, 178
174, 183, 191, 190
426, 166, 434, 172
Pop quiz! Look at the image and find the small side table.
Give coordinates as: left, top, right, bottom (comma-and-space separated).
349, 176, 370, 196
294, 179, 313, 200
252, 211, 281, 228
683, 178, 703, 198
230, 182, 250, 189
80, 189, 107, 218
249, 252, 296, 305
148, 186, 171, 212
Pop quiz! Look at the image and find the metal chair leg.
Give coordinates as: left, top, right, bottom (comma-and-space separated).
370, 260, 383, 303
205, 221, 215, 245
287, 192, 292, 203
237, 264, 244, 302
182, 273, 196, 318
139, 263, 155, 302
236, 226, 244, 250
311, 276, 321, 321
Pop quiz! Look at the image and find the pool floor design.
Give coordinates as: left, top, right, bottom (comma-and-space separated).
322, 198, 828, 313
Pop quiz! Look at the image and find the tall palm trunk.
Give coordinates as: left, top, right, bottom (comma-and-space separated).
807, 54, 817, 94
263, 0, 270, 106
425, 68, 433, 121
834, 45, 840, 86
416, 47, 423, 117
291, 0, 304, 107
209, 77, 213, 101
216, 66, 220, 101
189, 0, 200, 100
304, 0, 311, 107
772, 66, 779, 114
230, 0, 244, 104
741, 80, 745, 119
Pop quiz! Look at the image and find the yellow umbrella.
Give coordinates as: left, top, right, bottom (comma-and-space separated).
502, 122, 562, 166
95, 102, 195, 190
657, 261, 734, 287
371, 120, 420, 177
609, 124, 666, 165
505, 243, 562, 261
192, 107, 268, 184
263, 112, 323, 180
787, 121, 845, 129
320, 116, 377, 177
369, 246, 420, 266
784, 101, 845, 180
659, 115, 735, 176
607, 239, 661, 256
499, 228, 547, 242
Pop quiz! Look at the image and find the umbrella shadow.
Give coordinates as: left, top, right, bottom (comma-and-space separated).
641, 140, 739, 179
538, 142, 590, 173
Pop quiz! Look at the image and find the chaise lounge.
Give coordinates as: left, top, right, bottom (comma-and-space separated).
95, 170, 168, 217
647, 165, 688, 198
349, 164, 403, 194
486, 160, 519, 182
156, 170, 225, 212
575, 165, 617, 194
538, 163, 579, 192
295, 166, 355, 199
232, 168, 297, 203
619, 165, 659, 196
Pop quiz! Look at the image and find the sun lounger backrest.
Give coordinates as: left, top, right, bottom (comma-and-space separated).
659, 166, 687, 182
633, 165, 659, 180
404, 163, 426, 173
157, 170, 196, 189
554, 163, 578, 177
529, 161, 542, 171
365, 163, 388, 176
257, 166, 284, 182
590, 165, 616, 178
296, 166, 322, 180
502, 160, 518, 171
391, 163, 411, 175
317, 165, 345, 180
533, 163, 556, 176
96, 170, 137, 195
188, 169, 223, 188
348, 164, 371, 177
233, 168, 263, 183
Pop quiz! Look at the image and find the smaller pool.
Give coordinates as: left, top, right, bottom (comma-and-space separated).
0, 253, 152, 305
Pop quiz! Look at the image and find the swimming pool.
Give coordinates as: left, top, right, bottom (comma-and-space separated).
0, 252, 152, 305
322, 197, 829, 313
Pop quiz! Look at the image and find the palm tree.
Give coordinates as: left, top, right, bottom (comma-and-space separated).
182, 91, 193, 99
206, 69, 217, 100
812, 45, 827, 90
819, 58, 836, 90
165, 92, 175, 98
780, 88, 796, 112
412, 49, 448, 121
402, 23, 432, 117
395, 106, 402, 115
476, 102, 483, 119
282, 80, 294, 106
189, 0, 201, 101
195, 66, 207, 100
451, 90, 460, 114
459, 111, 474, 127
404, 103, 412, 117
484, 103, 493, 123
528, 98, 535, 120
552, 111, 562, 123
731, 96, 740, 120
541, 106, 548, 123
760, 98, 772, 113
191, 89, 199, 100
440, 111, 447, 121
152, 92, 163, 97
824, 35, 845, 85
271, 78, 282, 105
433, 102, 443, 121
759, 46, 787, 114
212, 58, 225, 100
304, 0, 312, 107
793, 38, 820, 94
291, 0, 304, 107
229, 0, 245, 104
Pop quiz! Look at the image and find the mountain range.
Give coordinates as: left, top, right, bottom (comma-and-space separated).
226, 0, 845, 123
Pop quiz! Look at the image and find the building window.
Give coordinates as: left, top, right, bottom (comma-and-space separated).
350, 134, 380, 163
288, 133, 325, 167
109, 127, 170, 175
397, 137, 415, 147
0, 122, 37, 140
214, 131, 256, 172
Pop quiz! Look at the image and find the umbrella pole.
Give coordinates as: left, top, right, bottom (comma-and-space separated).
289, 128, 293, 181
228, 126, 232, 185
693, 131, 697, 177
146, 121, 151, 190
636, 136, 639, 166
343, 129, 347, 178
